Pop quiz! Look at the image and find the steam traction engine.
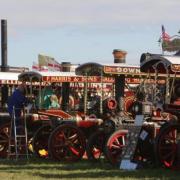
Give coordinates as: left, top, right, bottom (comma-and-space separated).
140, 53, 180, 170
104, 53, 180, 169
75, 57, 143, 161
16, 69, 120, 161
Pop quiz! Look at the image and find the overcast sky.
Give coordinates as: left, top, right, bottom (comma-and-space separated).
0, 0, 179, 68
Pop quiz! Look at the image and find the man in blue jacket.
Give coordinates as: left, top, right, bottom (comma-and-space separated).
8, 83, 28, 131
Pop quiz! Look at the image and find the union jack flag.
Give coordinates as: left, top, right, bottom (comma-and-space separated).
162, 25, 171, 41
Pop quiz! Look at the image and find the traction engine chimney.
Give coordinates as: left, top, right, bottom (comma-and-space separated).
113, 49, 127, 111
1, 19, 8, 72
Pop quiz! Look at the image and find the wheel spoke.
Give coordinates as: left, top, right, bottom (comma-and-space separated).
93, 148, 101, 155
111, 144, 121, 149
68, 133, 78, 143
69, 146, 80, 156
54, 131, 65, 142
114, 137, 120, 146
49, 125, 85, 161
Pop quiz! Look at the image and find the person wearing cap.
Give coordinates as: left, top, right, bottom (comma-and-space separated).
7, 83, 28, 130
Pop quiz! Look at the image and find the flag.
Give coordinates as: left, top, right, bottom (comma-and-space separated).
32, 61, 39, 71
47, 58, 61, 71
53, 60, 61, 71
38, 54, 57, 71
162, 25, 171, 41
39, 66, 48, 72
47, 57, 55, 71
38, 54, 62, 71
38, 54, 53, 67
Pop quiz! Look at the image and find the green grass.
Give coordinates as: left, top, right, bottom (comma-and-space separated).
0, 158, 179, 180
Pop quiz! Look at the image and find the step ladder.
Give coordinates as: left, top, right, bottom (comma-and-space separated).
8, 107, 29, 160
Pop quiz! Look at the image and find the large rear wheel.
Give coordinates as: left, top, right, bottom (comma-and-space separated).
155, 123, 180, 169
48, 124, 86, 162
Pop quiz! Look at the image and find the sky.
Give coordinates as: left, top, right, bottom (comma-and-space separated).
0, 0, 180, 69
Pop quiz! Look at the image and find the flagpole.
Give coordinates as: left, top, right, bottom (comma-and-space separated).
158, 37, 164, 55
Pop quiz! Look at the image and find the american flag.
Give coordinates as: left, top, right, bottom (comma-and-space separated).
162, 25, 171, 41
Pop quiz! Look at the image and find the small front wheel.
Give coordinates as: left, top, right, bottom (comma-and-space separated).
105, 129, 128, 165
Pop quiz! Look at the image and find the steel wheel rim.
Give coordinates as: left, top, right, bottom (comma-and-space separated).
106, 130, 128, 164
158, 125, 180, 169
49, 125, 86, 161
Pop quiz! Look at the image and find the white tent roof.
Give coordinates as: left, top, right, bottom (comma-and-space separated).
0, 72, 19, 80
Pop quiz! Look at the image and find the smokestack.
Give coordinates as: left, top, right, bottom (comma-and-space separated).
61, 62, 71, 72
1, 19, 8, 72
61, 62, 71, 111
113, 49, 127, 111
113, 49, 127, 63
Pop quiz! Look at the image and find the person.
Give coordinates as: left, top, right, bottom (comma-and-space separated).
49, 94, 60, 109
7, 83, 28, 134
40, 85, 53, 109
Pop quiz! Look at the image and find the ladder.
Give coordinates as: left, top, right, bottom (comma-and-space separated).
8, 106, 29, 160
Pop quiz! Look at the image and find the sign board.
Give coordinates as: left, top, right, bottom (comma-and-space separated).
42, 76, 142, 84
120, 115, 144, 170
104, 66, 144, 75
120, 160, 138, 170
42, 76, 114, 83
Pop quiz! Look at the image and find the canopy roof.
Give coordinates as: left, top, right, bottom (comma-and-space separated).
18, 71, 42, 82
75, 62, 103, 76
140, 53, 180, 74
18, 70, 114, 83
76, 62, 142, 77
18, 71, 76, 82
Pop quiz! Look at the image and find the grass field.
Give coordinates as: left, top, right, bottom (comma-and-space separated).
0, 158, 179, 180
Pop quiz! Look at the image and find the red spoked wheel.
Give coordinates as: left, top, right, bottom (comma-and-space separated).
86, 130, 107, 161
155, 123, 180, 170
48, 124, 86, 162
33, 125, 53, 158
0, 123, 10, 158
105, 129, 128, 165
